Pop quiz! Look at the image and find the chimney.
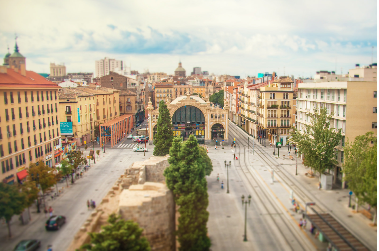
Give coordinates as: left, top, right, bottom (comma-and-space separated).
20, 63, 26, 76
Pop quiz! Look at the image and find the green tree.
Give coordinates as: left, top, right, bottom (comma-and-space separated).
209, 90, 224, 108
0, 183, 26, 237
153, 100, 173, 156
19, 180, 39, 220
290, 108, 343, 181
67, 150, 87, 169
198, 146, 213, 176
27, 161, 57, 205
343, 132, 377, 223
164, 135, 210, 251
78, 213, 150, 251
60, 159, 74, 187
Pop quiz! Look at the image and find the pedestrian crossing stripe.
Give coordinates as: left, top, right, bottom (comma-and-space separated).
117, 143, 138, 148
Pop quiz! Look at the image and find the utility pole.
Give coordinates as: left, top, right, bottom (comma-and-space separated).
241, 195, 251, 242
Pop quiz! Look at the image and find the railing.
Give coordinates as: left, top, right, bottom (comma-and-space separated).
268, 105, 279, 109
280, 105, 290, 109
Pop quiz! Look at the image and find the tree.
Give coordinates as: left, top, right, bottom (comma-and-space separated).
343, 132, 377, 223
60, 159, 74, 187
153, 100, 173, 156
290, 108, 343, 180
19, 180, 39, 220
96, 150, 100, 160
67, 150, 87, 170
27, 161, 57, 206
198, 146, 213, 176
164, 135, 211, 250
78, 213, 150, 251
0, 183, 26, 237
209, 90, 224, 108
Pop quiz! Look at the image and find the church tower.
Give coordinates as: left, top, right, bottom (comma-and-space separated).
9, 38, 26, 73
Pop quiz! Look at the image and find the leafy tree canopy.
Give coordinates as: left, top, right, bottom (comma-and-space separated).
20, 180, 39, 208
153, 100, 173, 156
290, 108, 343, 177
343, 132, 377, 208
27, 161, 57, 193
78, 213, 150, 251
0, 183, 26, 237
209, 90, 224, 108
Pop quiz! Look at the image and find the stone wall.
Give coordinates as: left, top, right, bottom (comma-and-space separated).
68, 155, 174, 251
119, 182, 175, 251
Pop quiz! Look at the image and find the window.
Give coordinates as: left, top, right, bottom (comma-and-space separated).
41, 91, 44, 101
50, 91, 52, 100
25, 91, 28, 102
5, 109, 9, 121
20, 123, 23, 134
340, 152, 344, 163
66, 116, 71, 122
337, 90, 340, 101
21, 138, 24, 150
283, 93, 289, 99
341, 136, 345, 147
1, 161, 4, 173
11, 108, 15, 120
19, 107, 22, 118
374, 107, 377, 113
320, 90, 324, 100
13, 124, 16, 136
46, 91, 49, 100
8, 142, 12, 154
374, 91, 377, 98
37, 91, 39, 101
4, 92, 7, 104
14, 140, 17, 152
31, 91, 34, 102
28, 136, 31, 147
270, 93, 275, 99
9, 159, 13, 170
18, 92, 21, 103
10, 92, 14, 103
0, 145, 3, 157
344, 90, 347, 102
26, 107, 29, 117
372, 122, 377, 129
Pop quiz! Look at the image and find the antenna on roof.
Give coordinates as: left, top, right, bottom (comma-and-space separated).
372, 46, 374, 65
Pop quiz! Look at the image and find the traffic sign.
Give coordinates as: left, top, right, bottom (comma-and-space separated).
349, 191, 353, 196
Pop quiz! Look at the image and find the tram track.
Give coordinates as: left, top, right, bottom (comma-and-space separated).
229, 122, 326, 214
228, 125, 314, 250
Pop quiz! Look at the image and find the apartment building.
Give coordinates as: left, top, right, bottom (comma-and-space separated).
148, 72, 168, 83
50, 63, 66, 77
0, 59, 61, 184
257, 77, 296, 146
58, 88, 96, 147
95, 57, 123, 78
192, 86, 206, 98
297, 81, 377, 186
154, 83, 173, 108
348, 63, 377, 81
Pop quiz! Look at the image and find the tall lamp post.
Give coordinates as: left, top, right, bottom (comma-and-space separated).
241, 194, 252, 242
31, 173, 41, 213
224, 160, 231, 194
92, 140, 96, 164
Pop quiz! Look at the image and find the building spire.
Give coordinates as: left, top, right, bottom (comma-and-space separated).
14, 34, 19, 53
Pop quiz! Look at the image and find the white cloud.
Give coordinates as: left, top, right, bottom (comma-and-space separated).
0, 0, 376, 78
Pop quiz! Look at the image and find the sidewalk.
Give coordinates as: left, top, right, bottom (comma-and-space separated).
240, 132, 377, 250
0, 145, 110, 245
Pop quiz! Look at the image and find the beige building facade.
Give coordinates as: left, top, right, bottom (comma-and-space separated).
297, 81, 377, 186
50, 63, 66, 77
0, 65, 61, 184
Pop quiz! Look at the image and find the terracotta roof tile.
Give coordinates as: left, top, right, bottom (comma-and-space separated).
0, 68, 60, 89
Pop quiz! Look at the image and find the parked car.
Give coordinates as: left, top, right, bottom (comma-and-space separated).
133, 146, 148, 152
45, 215, 66, 231
127, 134, 133, 139
14, 239, 41, 251
133, 135, 144, 142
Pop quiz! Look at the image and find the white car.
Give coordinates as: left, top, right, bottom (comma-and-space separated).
127, 134, 133, 139
133, 146, 148, 152
133, 135, 144, 142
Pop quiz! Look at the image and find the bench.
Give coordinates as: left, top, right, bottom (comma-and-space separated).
305, 170, 314, 177
361, 209, 373, 220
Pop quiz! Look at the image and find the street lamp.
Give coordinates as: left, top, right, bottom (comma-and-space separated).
30, 173, 41, 213
241, 194, 251, 242
224, 160, 231, 194
92, 140, 96, 164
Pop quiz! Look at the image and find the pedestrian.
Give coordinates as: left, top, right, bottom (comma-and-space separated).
51, 195, 54, 200
303, 218, 307, 229
231, 143, 233, 149
47, 245, 53, 251
318, 182, 321, 190
214, 145, 217, 150
299, 218, 303, 228
288, 151, 290, 157
49, 206, 53, 217
310, 224, 315, 234
234, 153, 236, 159
87, 200, 90, 210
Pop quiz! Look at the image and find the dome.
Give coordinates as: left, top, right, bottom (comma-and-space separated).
175, 62, 186, 72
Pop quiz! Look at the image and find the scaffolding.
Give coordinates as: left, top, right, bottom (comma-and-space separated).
99, 114, 134, 148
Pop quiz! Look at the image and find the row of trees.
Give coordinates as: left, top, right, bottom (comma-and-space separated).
209, 90, 224, 108
0, 150, 88, 238
290, 108, 377, 222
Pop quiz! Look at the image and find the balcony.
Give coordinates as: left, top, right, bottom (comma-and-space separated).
65, 110, 72, 115
280, 105, 290, 109
103, 115, 106, 119
267, 116, 277, 118
90, 117, 93, 122
32, 112, 35, 116
267, 105, 279, 109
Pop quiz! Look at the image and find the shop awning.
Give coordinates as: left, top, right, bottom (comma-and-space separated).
17, 170, 28, 181
54, 150, 63, 158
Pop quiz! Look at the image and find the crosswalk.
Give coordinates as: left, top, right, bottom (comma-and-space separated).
116, 143, 139, 149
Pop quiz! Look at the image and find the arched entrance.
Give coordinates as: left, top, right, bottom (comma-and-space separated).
172, 105, 205, 141
211, 123, 225, 140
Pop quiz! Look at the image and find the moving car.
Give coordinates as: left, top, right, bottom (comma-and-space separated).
133, 146, 148, 152
136, 138, 149, 143
127, 134, 133, 139
45, 215, 66, 230
14, 239, 41, 251
133, 135, 144, 142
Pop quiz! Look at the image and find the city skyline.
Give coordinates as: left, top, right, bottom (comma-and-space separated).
0, 0, 377, 78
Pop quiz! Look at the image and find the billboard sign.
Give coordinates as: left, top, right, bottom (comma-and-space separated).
60, 122, 73, 135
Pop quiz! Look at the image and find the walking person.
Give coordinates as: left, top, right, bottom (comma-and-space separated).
44, 206, 48, 218
303, 218, 307, 229
299, 218, 303, 228
87, 200, 90, 210
48, 206, 53, 217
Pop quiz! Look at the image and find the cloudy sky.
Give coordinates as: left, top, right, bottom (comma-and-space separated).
0, 0, 377, 78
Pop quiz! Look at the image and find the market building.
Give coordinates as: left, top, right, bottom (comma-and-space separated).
147, 94, 229, 145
